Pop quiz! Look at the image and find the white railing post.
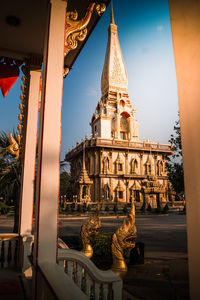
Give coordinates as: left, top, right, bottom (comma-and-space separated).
112, 281, 123, 300
58, 248, 122, 300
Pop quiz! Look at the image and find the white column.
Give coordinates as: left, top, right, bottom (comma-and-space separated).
168, 1, 200, 299
116, 114, 120, 139
129, 117, 133, 141
34, 0, 67, 265
19, 69, 41, 236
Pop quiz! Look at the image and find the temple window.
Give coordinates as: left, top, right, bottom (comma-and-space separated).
115, 154, 124, 174
120, 113, 129, 140
120, 99, 125, 107
105, 184, 110, 200
131, 158, 138, 174
157, 160, 163, 176
118, 163, 123, 171
145, 163, 151, 175
119, 191, 123, 199
106, 157, 109, 170
82, 185, 87, 199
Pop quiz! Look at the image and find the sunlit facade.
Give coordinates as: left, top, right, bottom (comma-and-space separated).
66, 7, 174, 208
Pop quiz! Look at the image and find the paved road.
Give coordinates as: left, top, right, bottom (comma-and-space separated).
0, 213, 187, 259
59, 214, 187, 259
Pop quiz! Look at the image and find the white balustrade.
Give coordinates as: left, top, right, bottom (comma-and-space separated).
58, 248, 122, 300
0, 234, 19, 268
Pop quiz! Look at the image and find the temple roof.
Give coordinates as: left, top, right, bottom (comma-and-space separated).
78, 142, 92, 185
101, 2, 128, 96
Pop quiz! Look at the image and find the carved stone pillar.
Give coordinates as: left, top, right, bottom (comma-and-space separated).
94, 177, 98, 202
140, 153, 143, 175
116, 113, 120, 139
126, 180, 129, 203
154, 154, 158, 176
129, 117, 133, 141
110, 178, 113, 202
99, 150, 103, 174
79, 185, 83, 201
94, 151, 98, 175
99, 177, 103, 202
125, 152, 128, 175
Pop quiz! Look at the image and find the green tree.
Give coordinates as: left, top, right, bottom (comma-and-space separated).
60, 171, 71, 198
167, 116, 184, 194
0, 131, 22, 232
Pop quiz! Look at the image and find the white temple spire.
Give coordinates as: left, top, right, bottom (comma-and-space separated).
101, 1, 128, 96
110, 0, 115, 25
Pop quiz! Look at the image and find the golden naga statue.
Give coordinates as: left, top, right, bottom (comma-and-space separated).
80, 208, 101, 258
8, 132, 20, 159
111, 204, 137, 276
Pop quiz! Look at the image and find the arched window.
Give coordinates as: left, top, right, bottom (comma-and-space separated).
145, 163, 151, 175
131, 158, 138, 174
157, 160, 163, 176
115, 154, 124, 174
120, 113, 129, 140
103, 156, 110, 174
105, 184, 110, 200
82, 186, 86, 199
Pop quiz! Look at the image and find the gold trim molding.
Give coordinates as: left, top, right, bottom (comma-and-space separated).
64, 3, 106, 57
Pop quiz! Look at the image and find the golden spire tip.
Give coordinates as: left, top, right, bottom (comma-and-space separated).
110, 0, 115, 25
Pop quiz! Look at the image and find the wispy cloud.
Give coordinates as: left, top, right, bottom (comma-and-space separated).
87, 87, 99, 97
157, 25, 164, 32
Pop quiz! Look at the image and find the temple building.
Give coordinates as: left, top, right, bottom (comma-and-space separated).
65, 5, 174, 208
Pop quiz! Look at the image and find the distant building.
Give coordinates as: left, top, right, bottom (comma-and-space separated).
65, 6, 174, 208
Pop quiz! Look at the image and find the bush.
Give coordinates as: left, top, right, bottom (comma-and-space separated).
0, 202, 11, 215
105, 206, 109, 212
59, 205, 62, 214
61, 233, 113, 270
163, 203, 169, 213
91, 233, 113, 270
113, 205, 118, 213
123, 205, 128, 213
87, 205, 91, 212
155, 207, 161, 214
77, 204, 83, 213
65, 204, 71, 213
140, 204, 145, 213
61, 236, 82, 250
147, 204, 152, 212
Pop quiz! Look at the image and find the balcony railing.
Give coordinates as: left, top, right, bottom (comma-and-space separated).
58, 248, 122, 300
66, 137, 172, 159
0, 233, 19, 268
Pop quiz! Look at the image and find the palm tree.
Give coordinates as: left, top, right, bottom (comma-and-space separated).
0, 131, 22, 232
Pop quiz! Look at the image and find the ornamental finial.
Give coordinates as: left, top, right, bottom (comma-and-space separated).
110, 0, 115, 25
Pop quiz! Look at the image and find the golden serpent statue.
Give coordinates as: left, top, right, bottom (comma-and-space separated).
80, 208, 101, 258
111, 204, 137, 276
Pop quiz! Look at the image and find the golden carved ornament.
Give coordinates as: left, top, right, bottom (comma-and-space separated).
111, 204, 137, 277
17, 124, 22, 135
80, 208, 101, 258
64, 3, 106, 57
8, 132, 20, 159
18, 63, 30, 159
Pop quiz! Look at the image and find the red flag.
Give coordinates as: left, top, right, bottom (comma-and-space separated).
0, 58, 22, 97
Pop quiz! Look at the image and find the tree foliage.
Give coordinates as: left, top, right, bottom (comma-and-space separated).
60, 171, 71, 198
167, 116, 184, 194
0, 131, 22, 232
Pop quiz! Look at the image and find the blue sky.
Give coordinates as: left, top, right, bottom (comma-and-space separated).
0, 0, 179, 161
